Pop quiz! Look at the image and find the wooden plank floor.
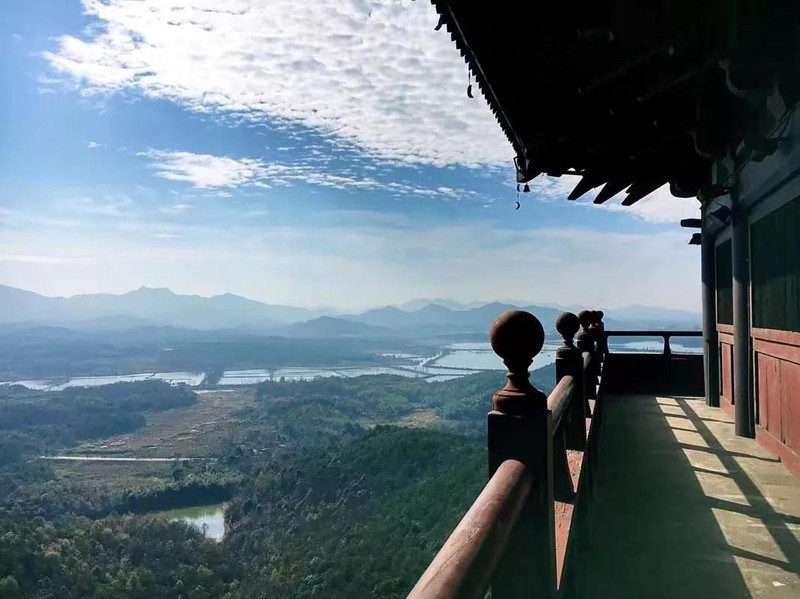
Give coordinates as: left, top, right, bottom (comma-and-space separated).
564, 394, 800, 598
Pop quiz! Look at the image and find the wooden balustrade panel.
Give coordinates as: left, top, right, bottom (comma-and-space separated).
752, 327, 800, 475
757, 353, 781, 438
718, 326, 735, 416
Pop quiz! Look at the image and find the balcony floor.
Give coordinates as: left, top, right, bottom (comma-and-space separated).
567, 394, 800, 598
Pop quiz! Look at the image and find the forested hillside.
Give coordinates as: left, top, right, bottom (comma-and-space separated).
0, 381, 196, 454
0, 367, 556, 598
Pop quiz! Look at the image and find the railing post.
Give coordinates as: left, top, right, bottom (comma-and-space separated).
555, 312, 587, 450
589, 311, 603, 368
576, 310, 597, 400
595, 310, 608, 358
663, 334, 672, 356
488, 311, 556, 598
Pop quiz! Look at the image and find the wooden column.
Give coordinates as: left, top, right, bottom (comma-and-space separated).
488, 310, 555, 599
732, 196, 755, 437
701, 207, 720, 407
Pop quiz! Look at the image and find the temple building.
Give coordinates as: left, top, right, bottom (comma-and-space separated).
409, 1, 800, 597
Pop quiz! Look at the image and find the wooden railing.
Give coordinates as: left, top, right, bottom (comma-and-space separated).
603, 330, 702, 356
407, 459, 533, 599
409, 313, 707, 598
409, 309, 604, 599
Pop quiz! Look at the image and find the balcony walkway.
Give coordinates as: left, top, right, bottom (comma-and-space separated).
565, 393, 800, 598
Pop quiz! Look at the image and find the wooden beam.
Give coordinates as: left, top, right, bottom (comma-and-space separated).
568, 174, 605, 201
594, 177, 630, 204
622, 178, 665, 205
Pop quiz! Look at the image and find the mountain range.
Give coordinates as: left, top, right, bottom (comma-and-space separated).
0, 285, 324, 331
0, 285, 700, 338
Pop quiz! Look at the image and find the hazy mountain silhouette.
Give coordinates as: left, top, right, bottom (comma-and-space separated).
343, 301, 563, 335
0, 285, 699, 335
397, 298, 477, 311
0, 285, 323, 330
279, 316, 390, 338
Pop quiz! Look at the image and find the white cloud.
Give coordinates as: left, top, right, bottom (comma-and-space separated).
0, 254, 66, 264
86, 141, 102, 149
44, 1, 700, 222
160, 203, 192, 214
139, 148, 477, 199
45, 0, 511, 166
61, 195, 133, 218
140, 150, 265, 189
436, 186, 459, 198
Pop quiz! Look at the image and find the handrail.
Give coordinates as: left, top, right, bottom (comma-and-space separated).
603, 330, 701, 356
547, 375, 575, 434
582, 350, 597, 401
409, 376, 581, 599
407, 459, 533, 599
410, 313, 701, 598
603, 330, 701, 336
409, 309, 602, 599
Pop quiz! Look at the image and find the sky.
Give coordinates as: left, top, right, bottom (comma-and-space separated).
0, 0, 702, 311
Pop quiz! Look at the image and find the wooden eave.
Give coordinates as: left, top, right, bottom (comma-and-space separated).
431, 0, 800, 207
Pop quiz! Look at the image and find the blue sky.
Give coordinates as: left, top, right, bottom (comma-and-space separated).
0, 0, 701, 310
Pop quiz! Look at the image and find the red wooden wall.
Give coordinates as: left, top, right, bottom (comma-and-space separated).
749, 194, 800, 475
753, 328, 800, 475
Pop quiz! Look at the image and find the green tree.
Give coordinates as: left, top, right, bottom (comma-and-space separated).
0, 575, 21, 599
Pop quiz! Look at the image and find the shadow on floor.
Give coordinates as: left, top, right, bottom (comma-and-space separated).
675, 397, 800, 579
562, 393, 761, 598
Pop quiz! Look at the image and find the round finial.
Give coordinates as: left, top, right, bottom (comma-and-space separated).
555, 311, 579, 343
577, 309, 594, 329
489, 310, 545, 363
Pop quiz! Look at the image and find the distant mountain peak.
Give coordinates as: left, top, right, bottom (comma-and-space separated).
397, 298, 471, 311
417, 303, 453, 313
128, 286, 176, 295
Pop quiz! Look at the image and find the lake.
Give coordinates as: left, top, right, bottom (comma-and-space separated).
0, 379, 52, 390
41, 455, 206, 463
158, 503, 226, 541
431, 342, 560, 372
216, 343, 557, 386
611, 341, 702, 354
1, 340, 701, 392
217, 366, 430, 385
1, 371, 205, 391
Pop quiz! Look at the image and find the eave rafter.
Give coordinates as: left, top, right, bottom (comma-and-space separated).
431, 0, 800, 208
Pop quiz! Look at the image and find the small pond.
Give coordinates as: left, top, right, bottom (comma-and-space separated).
158, 503, 226, 541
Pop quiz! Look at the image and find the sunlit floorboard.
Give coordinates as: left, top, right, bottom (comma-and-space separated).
565, 394, 800, 598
